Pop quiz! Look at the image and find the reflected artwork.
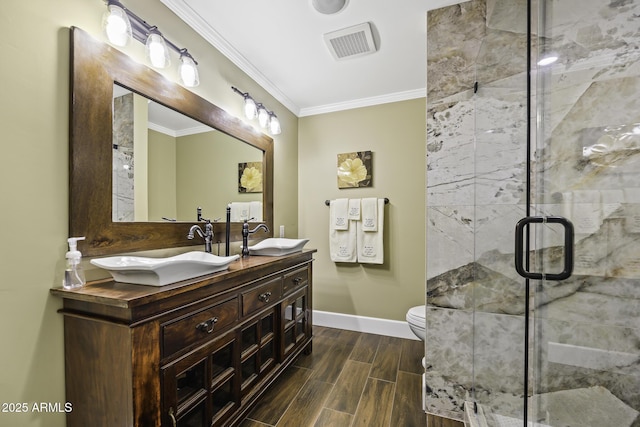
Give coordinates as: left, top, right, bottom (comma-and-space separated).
238, 161, 263, 193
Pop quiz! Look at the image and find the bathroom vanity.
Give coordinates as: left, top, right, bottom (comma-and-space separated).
51, 250, 314, 427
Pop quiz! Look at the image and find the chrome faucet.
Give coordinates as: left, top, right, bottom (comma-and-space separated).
188, 219, 214, 253
242, 219, 269, 257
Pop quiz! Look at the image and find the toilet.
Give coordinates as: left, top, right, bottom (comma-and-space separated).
407, 304, 427, 395
406, 305, 426, 342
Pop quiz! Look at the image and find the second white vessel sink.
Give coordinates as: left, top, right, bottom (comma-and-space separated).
90, 251, 240, 286
248, 238, 309, 256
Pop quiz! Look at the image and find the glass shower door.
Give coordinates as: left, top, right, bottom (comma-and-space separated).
528, 0, 640, 426
469, 0, 530, 424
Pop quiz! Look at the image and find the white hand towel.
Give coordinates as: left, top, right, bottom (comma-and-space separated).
357, 198, 384, 264
230, 202, 251, 222
360, 198, 378, 232
329, 222, 357, 265
348, 198, 361, 220
249, 201, 263, 222
330, 198, 349, 230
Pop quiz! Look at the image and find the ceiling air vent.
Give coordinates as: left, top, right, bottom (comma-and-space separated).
323, 22, 377, 60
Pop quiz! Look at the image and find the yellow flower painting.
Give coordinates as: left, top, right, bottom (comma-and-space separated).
337, 151, 372, 188
238, 162, 263, 193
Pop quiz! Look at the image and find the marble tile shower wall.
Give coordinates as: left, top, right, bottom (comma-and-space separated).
426, 0, 640, 423
112, 93, 135, 222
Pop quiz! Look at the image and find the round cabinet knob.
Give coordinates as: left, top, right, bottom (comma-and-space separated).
196, 317, 218, 334
258, 291, 272, 303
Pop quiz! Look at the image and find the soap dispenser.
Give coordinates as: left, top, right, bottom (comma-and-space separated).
63, 237, 86, 290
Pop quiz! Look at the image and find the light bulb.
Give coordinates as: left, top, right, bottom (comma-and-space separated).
179, 54, 199, 87
146, 32, 170, 69
244, 97, 257, 120
257, 106, 269, 128
102, 4, 132, 47
269, 113, 281, 135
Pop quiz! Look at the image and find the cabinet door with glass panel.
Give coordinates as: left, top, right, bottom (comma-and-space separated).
281, 286, 310, 359
162, 331, 240, 427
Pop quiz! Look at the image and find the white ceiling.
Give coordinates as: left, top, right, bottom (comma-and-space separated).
161, 0, 462, 117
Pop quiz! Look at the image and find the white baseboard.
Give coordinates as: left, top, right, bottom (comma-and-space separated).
312, 310, 419, 340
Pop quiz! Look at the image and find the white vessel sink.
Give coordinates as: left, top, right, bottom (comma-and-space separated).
90, 251, 240, 286
248, 238, 309, 256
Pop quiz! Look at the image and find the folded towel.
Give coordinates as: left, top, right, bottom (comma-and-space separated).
348, 198, 361, 220
230, 202, 251, 222
249, 201, 263, 222
360, 198, 378, 232
330, 198, 349, 230
357, 198, 384, 264
329, 220, 357, 266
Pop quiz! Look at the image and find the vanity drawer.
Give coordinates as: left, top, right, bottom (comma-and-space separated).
241, 278, 282, 317
283, 266, 309, 295
162, 297, 239, 357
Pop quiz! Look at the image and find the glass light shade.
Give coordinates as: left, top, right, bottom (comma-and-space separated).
244, 97, 257, 120
257, 106, 270, 128
102, 4, 132, 47
269, 114, 281, 135
179, 55, 200, 87
146, 32, 171, 69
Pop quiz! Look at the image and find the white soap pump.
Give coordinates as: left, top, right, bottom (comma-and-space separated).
63, 236, 86, 290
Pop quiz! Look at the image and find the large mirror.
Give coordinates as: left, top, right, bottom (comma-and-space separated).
112, 86, 263, 223
70, 27, 273, 257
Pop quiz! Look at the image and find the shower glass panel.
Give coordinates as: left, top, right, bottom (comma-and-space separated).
529, 0, 640, 426
427, 0, 639, 424
471, 0, 529, 424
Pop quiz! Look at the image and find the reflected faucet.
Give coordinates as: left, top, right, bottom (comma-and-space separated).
242, 219, 269, 257
188, 219, 214, 253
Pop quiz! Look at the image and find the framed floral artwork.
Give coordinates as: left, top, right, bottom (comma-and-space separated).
337, 151, 372, 188
238, 161, 263, 193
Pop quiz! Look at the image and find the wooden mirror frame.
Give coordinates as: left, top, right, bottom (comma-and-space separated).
69, 27, 273, 257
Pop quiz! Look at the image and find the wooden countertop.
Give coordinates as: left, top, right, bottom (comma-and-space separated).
50, 250, 315, 309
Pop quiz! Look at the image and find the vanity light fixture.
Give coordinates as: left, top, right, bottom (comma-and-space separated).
241, 94, 258, 120
145, 28, 170, 69
231, 87, 282, 135
101, 0, 200, 87
257, 104, 270, 128
102, 2, 131, 46
179, 51, 200, 88
268, 112, 281, 135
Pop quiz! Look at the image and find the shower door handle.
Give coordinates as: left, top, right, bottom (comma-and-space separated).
514, 216, 574, 281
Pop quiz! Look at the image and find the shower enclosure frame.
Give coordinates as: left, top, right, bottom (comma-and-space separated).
425, 0, 640, 425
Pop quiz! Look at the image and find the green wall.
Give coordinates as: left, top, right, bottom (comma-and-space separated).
298, 99, 427, 321
148, 129, 177, 221
0, 1, 297, 426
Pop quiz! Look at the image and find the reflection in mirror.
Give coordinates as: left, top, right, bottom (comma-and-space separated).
112, 85, 263, 223
69, 27, 273, 256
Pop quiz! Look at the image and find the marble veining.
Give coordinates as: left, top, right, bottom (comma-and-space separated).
112, 93, 135, 222
426, 0, 640, 425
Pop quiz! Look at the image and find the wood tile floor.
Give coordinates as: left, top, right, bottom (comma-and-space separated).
239, 326, 463, 427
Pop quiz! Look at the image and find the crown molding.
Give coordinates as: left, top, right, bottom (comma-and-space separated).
298, 88, 426, 117
161, 0, 426, 118
160, 0, 301, 115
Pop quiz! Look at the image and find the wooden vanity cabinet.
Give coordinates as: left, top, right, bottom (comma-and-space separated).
51, 251, 314, 427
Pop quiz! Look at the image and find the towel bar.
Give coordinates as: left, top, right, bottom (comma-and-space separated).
324, 198, 389, 206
